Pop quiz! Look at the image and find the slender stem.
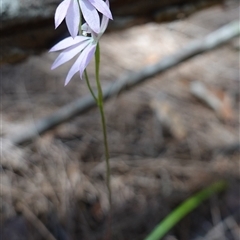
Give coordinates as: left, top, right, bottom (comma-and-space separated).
95, 43, 112, 208
84, 70, 97, 103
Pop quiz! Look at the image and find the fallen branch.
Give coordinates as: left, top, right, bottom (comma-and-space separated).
9, 21, 240, 145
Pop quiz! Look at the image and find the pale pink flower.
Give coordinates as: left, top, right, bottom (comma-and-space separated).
79, 0, 112, 34
50, 7, 110, 86
55, 0, 112, 37
55, 0, 80, 38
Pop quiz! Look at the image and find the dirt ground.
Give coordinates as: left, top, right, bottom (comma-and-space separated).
1, 2, 240, 240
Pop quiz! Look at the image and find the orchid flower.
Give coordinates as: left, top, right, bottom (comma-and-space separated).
51, 0, 113, 214
55, 0, 112, 37
50, 7, 110, 86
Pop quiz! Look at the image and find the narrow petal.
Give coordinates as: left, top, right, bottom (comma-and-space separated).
49, 36, 90, 52
51, 40, 91, 69
80, 0, 100, 33
79, 43, 96, 78
64, 54, 83, 86
100, 1, 110, 35
100, 15, 109, 35
88, 0, 113, 19
66, 0, 80, 38
55, 0, 71, 29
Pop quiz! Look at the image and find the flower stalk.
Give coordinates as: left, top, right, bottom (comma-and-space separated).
95, 43, 112, 209
50, 0, 113, 235
84, 70, 97, 102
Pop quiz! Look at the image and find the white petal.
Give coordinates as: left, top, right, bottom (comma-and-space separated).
100, 14, 109, 34
49, 36, 90, 52
80, 0, 100, 34
55, 0, 71, 29
100, 0, 110, 33
79, 43, 96, 78
66, 0, 80, 38
64, 54, 83, 86
88, 0, 113, 19
51, 40, 91, 69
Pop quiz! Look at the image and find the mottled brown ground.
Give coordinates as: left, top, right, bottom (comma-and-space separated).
1, 3, 239, 240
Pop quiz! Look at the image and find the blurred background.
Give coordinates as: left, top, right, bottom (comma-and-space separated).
1, 0, 239, 239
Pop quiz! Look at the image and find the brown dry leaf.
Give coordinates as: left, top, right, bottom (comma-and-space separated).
190, 81, 234, 122
213, 88, 234, 122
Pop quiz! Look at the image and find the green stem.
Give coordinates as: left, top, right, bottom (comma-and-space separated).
84, 70, 97, 103
144, 181, 227, 240
95, 43, 112, 208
